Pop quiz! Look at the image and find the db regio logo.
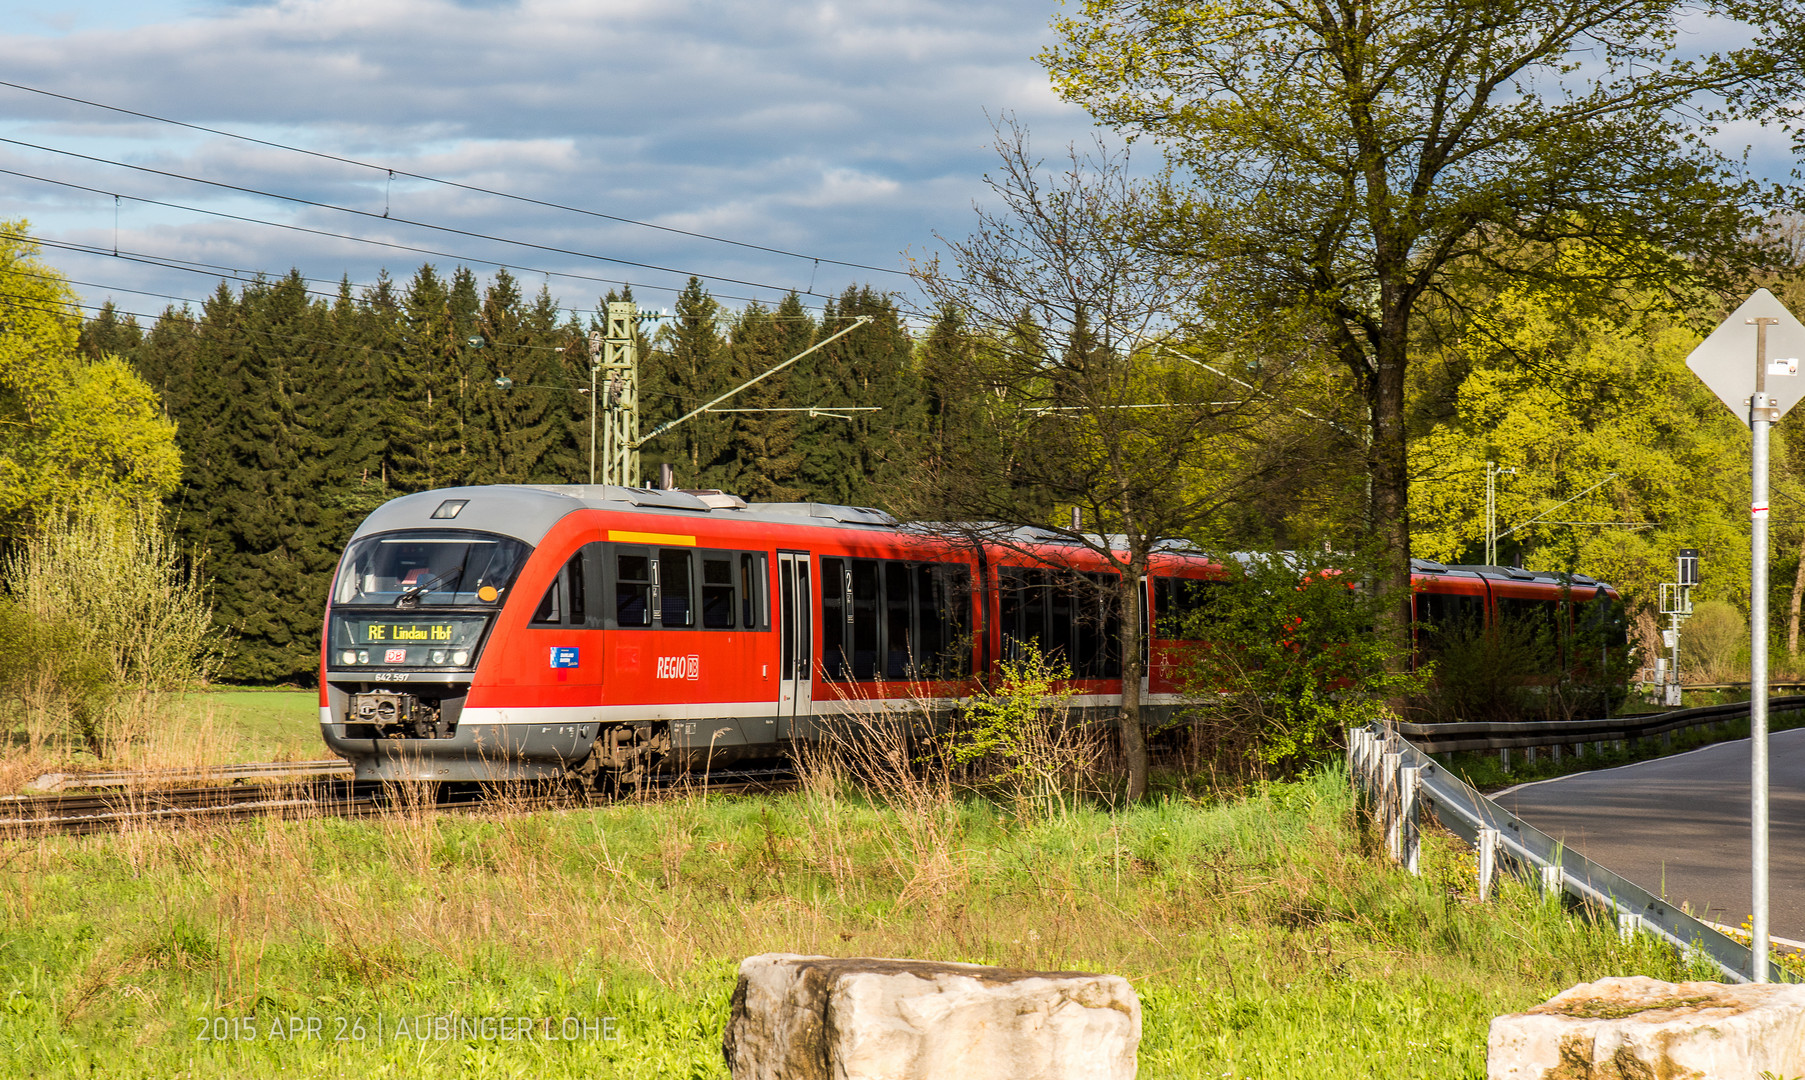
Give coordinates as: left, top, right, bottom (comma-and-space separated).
656, 655, 700, 680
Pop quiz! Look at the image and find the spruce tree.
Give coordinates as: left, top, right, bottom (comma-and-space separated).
718, 299, 806, 500
799, 286, 921, 506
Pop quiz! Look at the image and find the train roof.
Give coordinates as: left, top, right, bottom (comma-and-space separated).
347, 484, 910, 547
346, 489, 1605, 589
1411, 558, 1615, 591
348, 484, 1221, 564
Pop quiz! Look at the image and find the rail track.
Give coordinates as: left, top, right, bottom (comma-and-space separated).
1, 763, 798, 836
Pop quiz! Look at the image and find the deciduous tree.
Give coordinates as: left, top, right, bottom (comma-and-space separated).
1044, 0, 1805, 638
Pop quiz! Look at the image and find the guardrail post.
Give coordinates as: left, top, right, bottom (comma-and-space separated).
1525, 745, 1537, 767
1381, 751, 1402, 862
1541, 864, 1564, 897
1551, 743, 1562, 764
1617, 911, 1640, 942
1477, 826, 1499, 901
1399, 765, 1421, 875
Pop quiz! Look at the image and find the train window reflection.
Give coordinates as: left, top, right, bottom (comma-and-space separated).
659, 549, 695, 627
822, 558, 971, 682
615, 551, 651, 627
333, 531, 530, 607
702, 556, 735, 629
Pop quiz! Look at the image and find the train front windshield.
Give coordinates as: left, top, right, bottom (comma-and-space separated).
332, 531, 531, 607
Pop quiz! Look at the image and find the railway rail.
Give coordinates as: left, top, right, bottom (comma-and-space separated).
1, 765, 797, 836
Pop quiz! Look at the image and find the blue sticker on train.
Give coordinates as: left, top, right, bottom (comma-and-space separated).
549, 647, 579, 668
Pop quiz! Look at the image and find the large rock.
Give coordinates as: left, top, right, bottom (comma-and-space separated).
722, 953, 1140, 1080
1488, 975, 1805, 1079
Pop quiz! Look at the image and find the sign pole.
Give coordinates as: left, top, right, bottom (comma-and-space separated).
1751, 315, 1776, 983
1685, 289, 1805, 982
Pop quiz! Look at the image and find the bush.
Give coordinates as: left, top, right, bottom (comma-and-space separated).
1680, 599, 1745, 684
0, 507, 222, 757
943, 644, 1103, 819
1176, 548, 1419, 775
1422, 614, 1551, 724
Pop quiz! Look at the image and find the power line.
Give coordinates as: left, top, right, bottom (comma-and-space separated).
0, 167, 850, 309
0, 139, 836, 298
8, 226, 841, 317
0, 77, 911, 279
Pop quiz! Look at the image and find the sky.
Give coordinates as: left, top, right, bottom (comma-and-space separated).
0, 0, 1096, 324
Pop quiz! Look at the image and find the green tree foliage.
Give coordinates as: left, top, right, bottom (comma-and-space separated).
1, 507, 220, 757
1179, 551, 1418, 774
799, 287, 923, 507
643, 278, 731, 486
1042, 0, 1805, 637
1409, 263, 1755, 651
716, 299, 807, 500
0, 225, 179, 533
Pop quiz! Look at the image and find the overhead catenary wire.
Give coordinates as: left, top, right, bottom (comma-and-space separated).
0, 77, 912, 280
0, 213, 857, 319
0, 142, 833, 299
0, 282, 865, 410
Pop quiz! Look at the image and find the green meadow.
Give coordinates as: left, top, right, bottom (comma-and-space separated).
0, 768, 1712, 1078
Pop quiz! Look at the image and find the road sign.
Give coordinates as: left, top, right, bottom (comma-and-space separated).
1686, 288, 1805, 423
1681, 287, 1805, 984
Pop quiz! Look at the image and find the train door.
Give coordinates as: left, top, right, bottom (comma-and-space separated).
777, 551, 813, 741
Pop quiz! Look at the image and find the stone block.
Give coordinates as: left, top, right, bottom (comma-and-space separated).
722, 953, 1140, 1080
1488, 974, 1805, 1079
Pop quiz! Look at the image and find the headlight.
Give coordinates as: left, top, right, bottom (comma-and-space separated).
339, 650, 357, 665
452, 650, 470, 665
430, 650, 447, 664
356, 650, 369, 664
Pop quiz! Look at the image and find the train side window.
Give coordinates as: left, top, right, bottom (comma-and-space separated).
884, 560, 914, 679
850, 559, 880, 680
1155, 575, 1218, 640
1048, 575, 1074, 666
740, 553, 760, 629
659, 549, 694, 628
821, 557, 848, 680
913, 564, 941, 677
780, 559, 796, 674
1074, 572, 1118, 677
614, 548, 652, 627
938, 564, 973, 677
530, 552, 585, 626
702, 556, 736, 629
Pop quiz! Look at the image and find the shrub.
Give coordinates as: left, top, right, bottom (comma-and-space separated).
1680, 599, 1745, 684
0, 507, 222, 756
943, 643, 1102, 819
1176, 548, 1419, 775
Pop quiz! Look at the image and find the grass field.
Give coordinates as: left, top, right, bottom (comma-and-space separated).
0, 687, 323, 792
0, 767, 1714, 1078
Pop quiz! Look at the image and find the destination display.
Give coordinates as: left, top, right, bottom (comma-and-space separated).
360, 622, 459, 643
327, 615, 489, 668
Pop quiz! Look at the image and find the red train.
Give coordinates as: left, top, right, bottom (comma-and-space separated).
317, 485, 1628, 782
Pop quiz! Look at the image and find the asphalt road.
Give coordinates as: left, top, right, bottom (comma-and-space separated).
1495, 727, 1805, 940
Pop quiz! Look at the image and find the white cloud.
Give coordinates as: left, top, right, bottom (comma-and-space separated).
0, 0, 1093, 314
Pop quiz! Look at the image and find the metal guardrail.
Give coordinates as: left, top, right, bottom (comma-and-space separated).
1348, 724, 1787, 984
1396, 697, 1805, 755
26, 759, 353, 792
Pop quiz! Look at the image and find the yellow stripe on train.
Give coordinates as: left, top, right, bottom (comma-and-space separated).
607, 530, 697, 546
